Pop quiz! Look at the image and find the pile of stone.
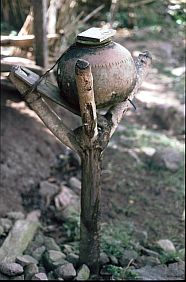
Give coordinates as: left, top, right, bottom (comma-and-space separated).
0, 211, 90, 280
0, 210, 185, 280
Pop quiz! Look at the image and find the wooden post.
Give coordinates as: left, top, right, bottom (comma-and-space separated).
32, 0, 48, 68
75, 59, 101, 274
80, 148, 102, 274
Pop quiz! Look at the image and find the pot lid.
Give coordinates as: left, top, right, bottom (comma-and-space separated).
76, 27, 116, 46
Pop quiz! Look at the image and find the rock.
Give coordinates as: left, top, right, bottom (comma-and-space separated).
31, 272, 48, 280
133, 261, 185, 280
100, 252, 110, 265
12, 274, 24, 280
54, 263, 76, 280
6, 211, 25, 220
26, 233, 45, 255
39, 181, 60, 205
38, 266, 46, 273
68, 177, 81, 195
156, 239, 176, 253
33, 233, 45, 246
0, 262, 24, 276
109, 255, 118, 265
134, 230, 148, 245
43, 250, 67, 271
0, 217, 39, 262
151, 103, 185, 135
166, 261, 185, 279
26, 233, 45, 256
136, 255, 161, 267
47, 271, 56, 280
61, 244, 73, 255
54, 185, 80, 221
44, 236, 61, 251
16, 255, 38, 267
26, 210, 41, 222
66, 253, 79, 267
24, 263, 39, 280
119, 249, 138, 267
141, 147, 156, 157
133, 265, 166, 280
76, 264, 90, 280
0, 218, 12, 233
46, 250, 66, 261
152, 148, 183, 172
32, 246, 46, 261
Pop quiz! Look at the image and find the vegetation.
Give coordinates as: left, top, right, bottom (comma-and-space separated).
62, 216, 80, 241
118, 124, 185, 151
101, 222, 135, 259
1, 0, 185, 35
159, 250, 183, 264
115, 0, 185, 29
106, 264, 139, 280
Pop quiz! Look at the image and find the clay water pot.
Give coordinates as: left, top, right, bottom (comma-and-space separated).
57, 28, 137, 111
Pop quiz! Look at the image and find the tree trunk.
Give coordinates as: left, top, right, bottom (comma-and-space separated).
32, 0, 48, 68
79, 147, 102, 274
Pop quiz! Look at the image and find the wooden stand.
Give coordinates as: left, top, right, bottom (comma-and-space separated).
75, 60, 100, 273
9, 52, 151, 274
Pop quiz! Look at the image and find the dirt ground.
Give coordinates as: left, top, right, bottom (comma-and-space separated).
0, 29, 185, 251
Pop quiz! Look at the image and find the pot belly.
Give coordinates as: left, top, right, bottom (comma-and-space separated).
90, 58, 137, 108
57, 42, 137, 110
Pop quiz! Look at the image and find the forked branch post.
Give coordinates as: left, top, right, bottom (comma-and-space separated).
75, 59, 101, 273
9, 51, 151, 275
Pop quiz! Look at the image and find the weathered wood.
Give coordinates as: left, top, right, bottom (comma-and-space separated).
108, 0, 119, 27
8, 66, 81, 154
106, 51, 152, 137
0, 76, 18, 91
80, 148, 102, 274
32, 0, 48, 68
75, 59, 101, 274
18, 8, 33, 36
0, 34, 60, 47
126, 0, 156, 8
1, 57, 43, 75
47, 0, 57, 34
9, 66, 80, 115
75, 59, 98, 141
81, 4, 105, 24
1, 35, 35, 47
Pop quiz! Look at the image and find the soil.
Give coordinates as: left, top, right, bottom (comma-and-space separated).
0, 29, 185, 252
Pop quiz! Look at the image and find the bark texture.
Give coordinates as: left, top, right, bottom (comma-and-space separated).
75, 59, 101, 273
75, 59, 98, 141
80, 148, 102, 274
